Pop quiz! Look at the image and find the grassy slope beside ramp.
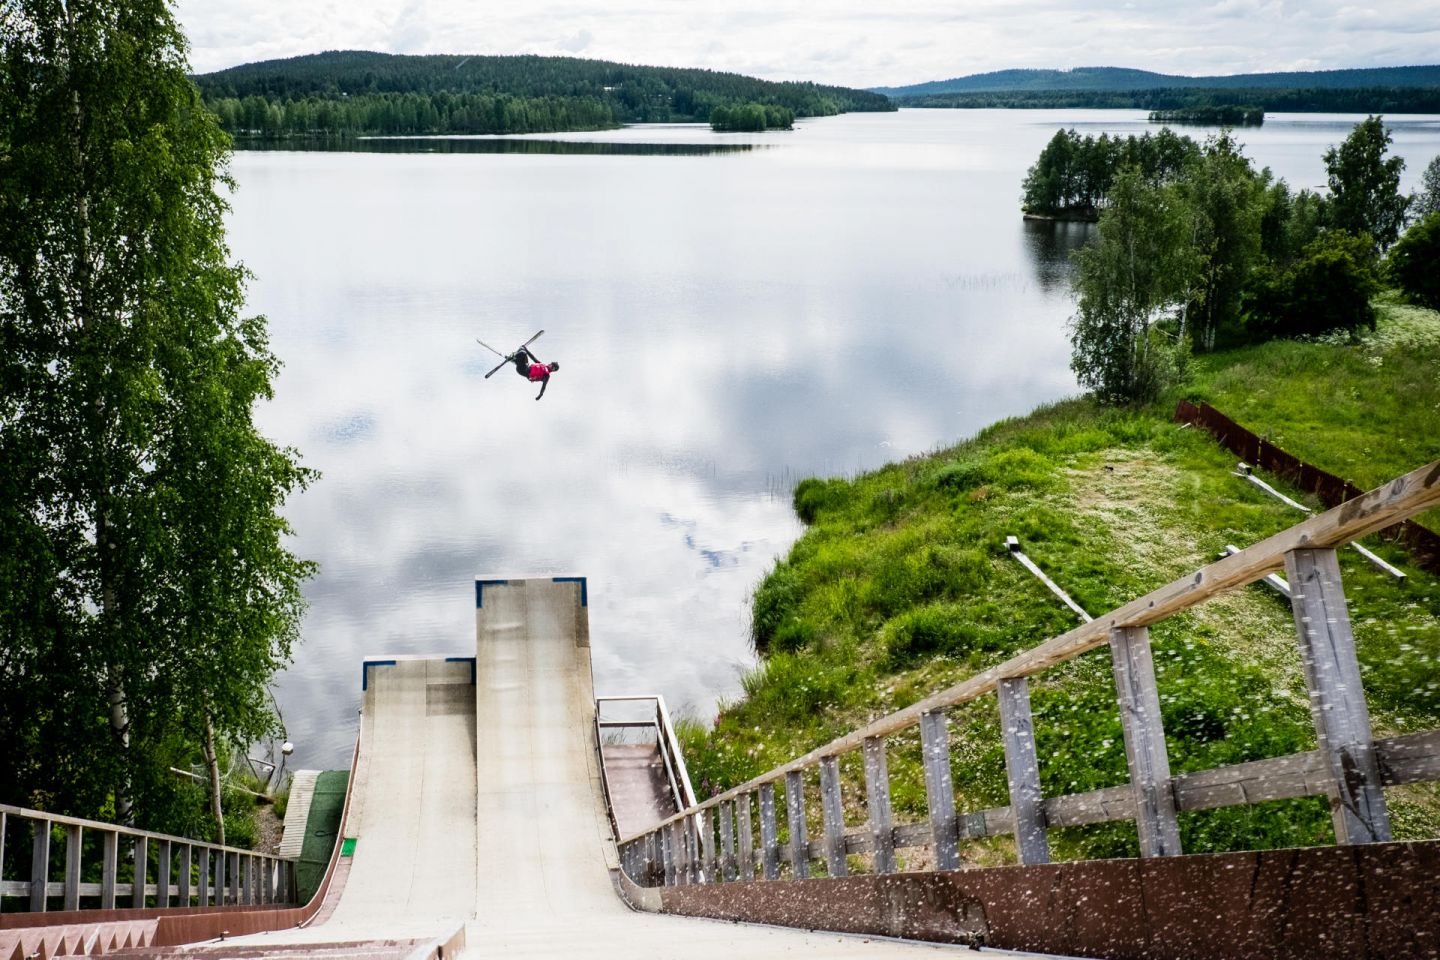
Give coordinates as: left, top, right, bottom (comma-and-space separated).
678, 301, 1440, 867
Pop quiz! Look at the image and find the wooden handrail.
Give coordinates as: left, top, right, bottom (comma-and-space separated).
620, 458, 1440, 857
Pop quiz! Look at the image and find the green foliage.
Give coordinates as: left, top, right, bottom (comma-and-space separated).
1184, 295, 1440, 528
928, 456, 988, 491
709, 102, 794, 132
0, 2, 313, 826
883, 602, 1007, 667
1258, 180, 1324, 271
1387, 211, 1440, 309
681, 314, 1440, 862
1244, 231, 1381, 339
1323, 115, 1411, 250
1181, 133, 1269, 351
794, 476, 851, 524
880, 64, 1440, 98
1416, 155, 1440, 220
896, 87, 1440, 113
1069, 169, 1202, 404
751, 562, 805, 653
1047, 118, 1408, 383
209, 91, 619, 137
194, 51, 891, 139
1020, 127, 1200, 218
1149, 105, 1263, 125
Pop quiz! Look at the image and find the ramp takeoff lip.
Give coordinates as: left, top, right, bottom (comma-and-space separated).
200, 577, 1033, 957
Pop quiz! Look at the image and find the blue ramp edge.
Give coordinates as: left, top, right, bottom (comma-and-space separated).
446, 655, 478, 685
553, 576, 588, 607
362, 659, 397, 691
475, 579, 509, 608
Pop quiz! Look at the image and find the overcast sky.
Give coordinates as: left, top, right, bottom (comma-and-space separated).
175, 0, 1440, 88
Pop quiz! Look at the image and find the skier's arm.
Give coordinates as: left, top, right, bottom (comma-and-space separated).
535, 374, 548, 400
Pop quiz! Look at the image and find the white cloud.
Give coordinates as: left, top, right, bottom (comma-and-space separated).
175, 0, 1440, 89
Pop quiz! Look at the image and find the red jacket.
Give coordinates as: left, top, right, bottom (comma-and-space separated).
527, 363, 549, 382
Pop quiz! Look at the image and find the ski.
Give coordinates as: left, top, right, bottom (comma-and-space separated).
483, 329, 545, 379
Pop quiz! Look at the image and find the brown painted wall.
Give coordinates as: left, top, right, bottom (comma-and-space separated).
654, 840, 1440, 959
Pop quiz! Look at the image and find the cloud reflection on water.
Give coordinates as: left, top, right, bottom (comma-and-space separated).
227, 110, 1440, 770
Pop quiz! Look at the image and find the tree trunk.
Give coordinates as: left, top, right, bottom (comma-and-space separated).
204, 714, 225, 847
67, 2, 133, 825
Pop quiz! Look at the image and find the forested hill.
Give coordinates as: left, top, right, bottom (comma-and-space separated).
873, 65, 1440, 113
874, 64, 1440, 98
193, 50, 893, 137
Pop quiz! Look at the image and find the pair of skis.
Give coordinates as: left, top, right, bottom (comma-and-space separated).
477, 330, 544, 379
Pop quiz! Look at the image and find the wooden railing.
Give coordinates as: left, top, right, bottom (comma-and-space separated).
0, 804, 294, 913
617, 458, 1440, 887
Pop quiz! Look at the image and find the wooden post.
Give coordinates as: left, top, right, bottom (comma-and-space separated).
818, 756, 847, 877
683, 816, 699, 885
661, 823, 676, 886
920, 709, 961, 870
1110, 625, 1182, 858
230, 851, 241, 904
758, 783, 780, 880
718, 801, 736, 882
998, 677, 1050, 865
100, 829, 118, 909
737, 793, 755, 882
178, 844, 191, 906
0, 810, 6, 915
784, 770, 810, 879
63, 824, 81, 911
677, 820, 691, 887
30, 818, 50, 912
194, 847, 207, 907
645, 832, 660, 886
133, 836, 149, 908
682, 817, 694, 892
1285, 547, 1392, 843
263, 855, 273, 904
698, 809, 716, 883
862, 736, 896, 875
157, 839, 171, 908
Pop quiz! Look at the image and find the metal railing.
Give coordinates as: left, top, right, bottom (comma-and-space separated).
596, 695, 697, 810
618, 458, 1440, 888
0, 804, 295, 913
597, 695, 701, 883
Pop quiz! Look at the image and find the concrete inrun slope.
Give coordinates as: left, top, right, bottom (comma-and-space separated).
213, 577, 992, 959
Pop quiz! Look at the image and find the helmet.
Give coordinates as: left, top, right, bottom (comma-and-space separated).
549, 361, 560, 371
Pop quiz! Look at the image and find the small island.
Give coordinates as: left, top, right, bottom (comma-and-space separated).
709, 103, 795, 132
1150, 105, 1264, 126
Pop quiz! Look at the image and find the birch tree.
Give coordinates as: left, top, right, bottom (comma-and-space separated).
0, 0, 314, 832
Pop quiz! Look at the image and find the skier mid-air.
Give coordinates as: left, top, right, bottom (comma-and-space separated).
477, 330, 558, 400
510, 346, 559, 401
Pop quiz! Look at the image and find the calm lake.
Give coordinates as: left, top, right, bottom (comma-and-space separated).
226, 109, 1440, 769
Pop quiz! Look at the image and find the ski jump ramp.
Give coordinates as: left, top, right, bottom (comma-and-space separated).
233, 577, 983, 957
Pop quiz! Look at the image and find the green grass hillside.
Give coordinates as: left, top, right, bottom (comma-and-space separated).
678, 298, 1440, 867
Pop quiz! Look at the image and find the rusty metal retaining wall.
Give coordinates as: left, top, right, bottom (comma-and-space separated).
1174, 398, 1440, 574
655, 839, 1440, 960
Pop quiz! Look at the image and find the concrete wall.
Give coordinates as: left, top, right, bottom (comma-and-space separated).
648, 840, 1440, 959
